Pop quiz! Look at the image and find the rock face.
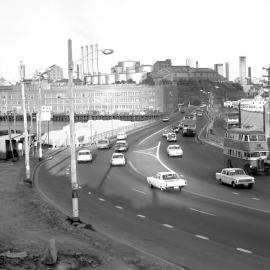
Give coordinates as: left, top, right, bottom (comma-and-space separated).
41, 239, 58, 265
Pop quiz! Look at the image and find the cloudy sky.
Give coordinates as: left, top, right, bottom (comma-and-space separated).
1, 0, 269, 81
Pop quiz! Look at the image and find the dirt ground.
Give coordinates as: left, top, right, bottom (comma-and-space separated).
0, 154, 179, 270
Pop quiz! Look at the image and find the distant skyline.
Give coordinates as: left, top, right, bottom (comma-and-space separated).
0, 0, 269, 82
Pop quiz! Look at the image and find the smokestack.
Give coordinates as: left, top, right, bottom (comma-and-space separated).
85, 45, 89, 75
95, 44, 99, 75
248, 67, 252, 84
90, 44, 95, 74
76, 65, 80, 80
225, 62, 229, 81
196, 61, 198, 69
81, 46, 84, 79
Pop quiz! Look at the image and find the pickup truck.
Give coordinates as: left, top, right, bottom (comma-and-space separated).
215, 168, 255, 188
147, 172, 187, 191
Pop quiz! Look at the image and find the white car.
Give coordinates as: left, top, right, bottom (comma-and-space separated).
162, 117, 170, 122
167, 144, 183, 157
115, 140, 129, 152
162, 129, 172, 138
97, 139, 111, 149
111, 153, 126, 166
117, 131, 127, 140
166, 132, 177, 142
215, 168, 255, 188
77, 149, 93, 163
147, 172, 187, 191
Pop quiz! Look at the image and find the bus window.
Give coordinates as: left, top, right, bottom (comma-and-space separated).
250, 135, 257, 141
258, 135, 266, 141
244, 135, 249, 141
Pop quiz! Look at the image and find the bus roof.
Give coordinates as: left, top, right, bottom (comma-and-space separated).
226, 128, 265, 135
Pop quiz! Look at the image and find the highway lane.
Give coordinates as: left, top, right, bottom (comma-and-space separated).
37, 114, 270, 269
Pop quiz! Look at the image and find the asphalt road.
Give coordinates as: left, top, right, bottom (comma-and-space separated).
37, 111, 270, 270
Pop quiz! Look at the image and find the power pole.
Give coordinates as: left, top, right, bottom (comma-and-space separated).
263, 67, 270, 139
38, 74, 43, 161
68, 39, 79, 222
20, 61, 31, 183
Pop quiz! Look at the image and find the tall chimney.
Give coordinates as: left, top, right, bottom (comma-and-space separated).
95, 44, 99, 75
90, 44, 95, 74
196, 61, 198, 69
76, 64, 80, 80
85, 45, 89, 75
81, 46, 84, 80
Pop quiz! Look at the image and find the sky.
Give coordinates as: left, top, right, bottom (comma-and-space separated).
1, 0, 270, 82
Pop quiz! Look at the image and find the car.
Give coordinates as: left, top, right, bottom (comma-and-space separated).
166, 144, 183, 157
147, 172, 187, 191
117, 131, 127, 140
77, 149, 93, 163
196, 111, 203, 117
215, 168, 255, 188
110, 152, 126, 166
171, 126, 180, 133
178, 121, 184, 130
115, 140, 129, 152
97, 138, 111, 149
162, 117, 170, 122
162, 129, 172, 138
166, 132, 177, 142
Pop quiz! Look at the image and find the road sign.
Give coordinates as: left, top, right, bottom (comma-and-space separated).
41, 106, 52, 121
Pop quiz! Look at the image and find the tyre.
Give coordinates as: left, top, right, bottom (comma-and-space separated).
179, 187, 182, 191
232, 182, 237, 188
148, 181, 153, 188
218, 178, 223, 185
248, 183, 254, 189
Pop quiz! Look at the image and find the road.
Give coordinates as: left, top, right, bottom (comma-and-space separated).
36, 111, 270, 270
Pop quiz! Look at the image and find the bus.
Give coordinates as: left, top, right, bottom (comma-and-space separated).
223, 128, 270, 174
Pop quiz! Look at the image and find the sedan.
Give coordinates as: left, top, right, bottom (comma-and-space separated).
167, 144, 183, 157
162, 117, 170, 122
111, 153, 126, 166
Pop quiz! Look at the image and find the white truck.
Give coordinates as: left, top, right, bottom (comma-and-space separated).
147, 172, 187, 191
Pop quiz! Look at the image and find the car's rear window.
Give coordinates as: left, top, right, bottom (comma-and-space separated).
79, 151, 90, 155
98, 140, 108, 144
113, 154, 124, 159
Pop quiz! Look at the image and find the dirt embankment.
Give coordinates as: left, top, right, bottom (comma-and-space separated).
0, 157, 178, 270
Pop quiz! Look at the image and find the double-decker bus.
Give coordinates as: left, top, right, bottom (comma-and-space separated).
223, 128, 270, 174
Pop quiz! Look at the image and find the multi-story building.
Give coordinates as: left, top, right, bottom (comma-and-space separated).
43, 65, 63, 82
0, 84, 177, 115
239, 56, 247, 85
153, 59, 172, 72
214, 63, 224, 77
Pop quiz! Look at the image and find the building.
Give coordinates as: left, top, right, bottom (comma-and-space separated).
153, 59, 172, 72
225, 62, 229, 81
239, 56, 247, 85
43, 65, 63, 82
214, 64, 224, 77
0, 84, 177, 115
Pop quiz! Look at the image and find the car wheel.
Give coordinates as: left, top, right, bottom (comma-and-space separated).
248, 183, 253, 189
219, 179, 223, 185
149, 182, 153, 188
232, 182, 237, 188
179, 187, 182, 191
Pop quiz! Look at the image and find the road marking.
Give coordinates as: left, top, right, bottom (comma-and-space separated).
99, 198, 106, 202
132, 188, 146, 195
139, 128, 164, 145
232, 192, 239, 195
47, 156, 53, 160
252, 197, 260, 201
196, 235, 209, 240
129, 161, 144, 176
190, 208, 216, 216
156, 141, 174, 172
184, 189, 270, 215
137, 214, 146, 218
236, 248, 252, 254
162, 224, 174, 229
88, 192, 91, 195
115, 205, 123, 210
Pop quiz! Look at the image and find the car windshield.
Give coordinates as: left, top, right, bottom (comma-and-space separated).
229, 169, 245, 175
163, 173, 178, 180
169, 146, 180, 150
113, 154, 124, 159
116, 143, 125, 147
79, 151, 90, 155
98, 140, 108, 144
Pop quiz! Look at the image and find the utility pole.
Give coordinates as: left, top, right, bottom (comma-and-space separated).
38, 74, 43, 161
20, 61, 31, 183
263, 67, 270, 139
68, 39, 79, 222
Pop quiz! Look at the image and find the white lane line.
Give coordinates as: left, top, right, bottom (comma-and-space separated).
162, 224, 174, 229
196, 235, 209, 240
115, 205, 123, 210
139, 128, 164, 145
190, 208, 216, 216
232, 192, 239, 195
137, 214, 146, 218
236, 248, 252, 254
99, 198, 106, 202
156, 141, 174, 172
184, 189, 270, 215
252, 197, 260, 201
132, 188, 146, 195
129, 161, 144, 176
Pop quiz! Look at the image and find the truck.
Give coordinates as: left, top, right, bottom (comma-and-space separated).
181, 118, 196, 136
